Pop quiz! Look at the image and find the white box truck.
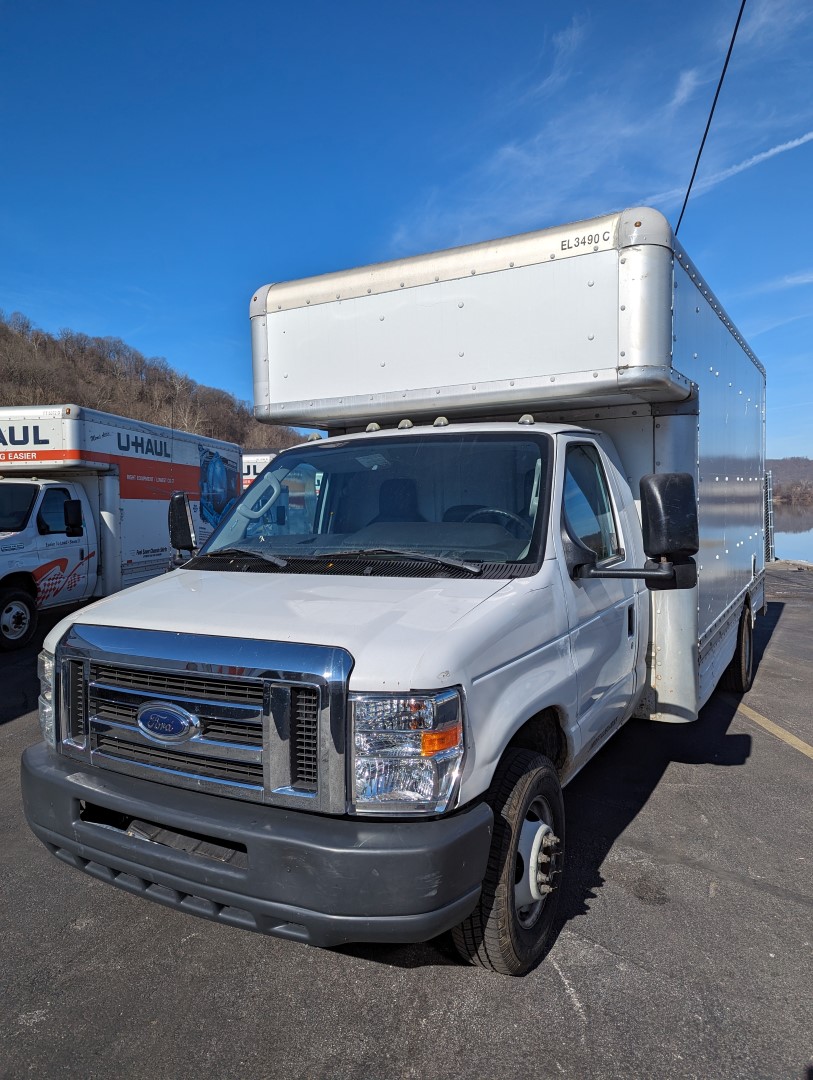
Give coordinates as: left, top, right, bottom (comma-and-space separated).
0, 405, 241, 649
22, 209, 766, 975
242, 451, 277, 489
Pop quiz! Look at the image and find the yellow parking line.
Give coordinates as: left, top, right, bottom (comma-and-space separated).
736, 701, 813, 762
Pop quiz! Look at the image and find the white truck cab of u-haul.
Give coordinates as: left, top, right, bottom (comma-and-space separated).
0, 406, 241, 649
22, 209, 766, 975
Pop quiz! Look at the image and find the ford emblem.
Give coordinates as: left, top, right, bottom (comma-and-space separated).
136, 701, 201, 743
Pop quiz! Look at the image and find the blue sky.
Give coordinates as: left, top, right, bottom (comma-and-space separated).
1, 0, 811, 457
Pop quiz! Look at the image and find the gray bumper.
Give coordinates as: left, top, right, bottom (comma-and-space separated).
21, 743, 492, 948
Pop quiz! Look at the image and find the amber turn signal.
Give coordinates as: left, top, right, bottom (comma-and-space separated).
421, 723, 462, 757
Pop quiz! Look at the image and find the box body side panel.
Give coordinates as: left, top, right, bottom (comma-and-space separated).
673, 263, 765, 643
256, 251, 623, 425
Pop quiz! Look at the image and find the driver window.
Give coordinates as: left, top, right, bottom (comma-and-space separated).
37, 488, 71, 535
563, 445, 619, 561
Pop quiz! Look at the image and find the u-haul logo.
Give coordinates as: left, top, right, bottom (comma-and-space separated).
0, 425, 50, 447
117, 433, 171, 459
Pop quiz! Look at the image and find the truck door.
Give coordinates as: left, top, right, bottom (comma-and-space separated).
558, 441, 638, 750
34, 485, 92, 608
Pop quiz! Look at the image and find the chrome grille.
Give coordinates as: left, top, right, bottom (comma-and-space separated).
95, 735, 264, 787
89, 662, 265, 706
87, 689, 264, 748
66, 660, 87, 745
290, 687, 319, 791
56, 625, 352, 815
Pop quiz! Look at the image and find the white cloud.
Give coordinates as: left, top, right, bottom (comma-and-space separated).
526, 15, 588, 101
750, 270, 813, 295
669, 69, 701, 111
489, 14, 588, 116
738, 0, 811, 48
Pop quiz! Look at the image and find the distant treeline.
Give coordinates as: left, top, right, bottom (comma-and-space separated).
0, 310, 300, 450
767, 457, 813, 507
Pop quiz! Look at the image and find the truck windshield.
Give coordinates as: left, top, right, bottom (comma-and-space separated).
200, 432, 551, 575
0, 482, 39, 533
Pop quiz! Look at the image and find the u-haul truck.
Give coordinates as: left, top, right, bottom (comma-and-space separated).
242, 451, 276, 489
0, 405, 240, 649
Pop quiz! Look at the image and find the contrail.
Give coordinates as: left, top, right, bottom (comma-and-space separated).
696, 130, 813, 190
646, 130, 813, 205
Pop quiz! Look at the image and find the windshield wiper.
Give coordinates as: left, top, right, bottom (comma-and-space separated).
203, 547, 288, 568
304, 548, 483, 574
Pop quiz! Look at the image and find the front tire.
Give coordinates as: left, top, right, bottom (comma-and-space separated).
0, 588, 37, 651
452, 749, 564, 975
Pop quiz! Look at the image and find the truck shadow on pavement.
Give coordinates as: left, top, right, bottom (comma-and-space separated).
0, 610, 66, 728
338, 600, 783, 972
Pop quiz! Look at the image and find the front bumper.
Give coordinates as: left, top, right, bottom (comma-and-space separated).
21, 743, 492, 947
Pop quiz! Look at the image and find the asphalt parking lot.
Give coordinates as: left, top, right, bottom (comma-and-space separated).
2, 564, 812, 1080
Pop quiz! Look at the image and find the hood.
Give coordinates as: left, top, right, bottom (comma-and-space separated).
49, 567, 516, 691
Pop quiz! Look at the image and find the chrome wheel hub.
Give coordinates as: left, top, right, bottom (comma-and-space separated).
1, 600, 31, 641
514, 796, 560, 928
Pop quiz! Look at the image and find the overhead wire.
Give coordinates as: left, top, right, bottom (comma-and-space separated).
675, 0, 748, 236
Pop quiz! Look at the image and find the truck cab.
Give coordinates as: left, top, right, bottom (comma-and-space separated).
204, 421, 648, 787
0, 478, 96, 648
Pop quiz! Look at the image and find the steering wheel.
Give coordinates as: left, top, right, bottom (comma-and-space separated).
462, 507, 533, 538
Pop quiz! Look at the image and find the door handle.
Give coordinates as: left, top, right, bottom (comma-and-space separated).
627, 604, 635, 637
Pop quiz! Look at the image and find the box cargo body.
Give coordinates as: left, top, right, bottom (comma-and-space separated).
23, 209, 767, 975
251, 206, 766, 719
0, 405, 240, 647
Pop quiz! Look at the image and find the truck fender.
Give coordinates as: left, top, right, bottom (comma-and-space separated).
500, 707, 570, 777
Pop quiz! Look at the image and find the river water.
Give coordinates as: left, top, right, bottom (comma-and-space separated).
773, 505, 813, 563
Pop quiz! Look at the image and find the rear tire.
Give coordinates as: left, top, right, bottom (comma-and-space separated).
452, 749, 564, 975
721, 603, 754, 693
0, 588, 37, 651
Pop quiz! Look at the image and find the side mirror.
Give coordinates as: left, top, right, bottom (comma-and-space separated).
640, 473, 699, 559
64, 499, 84, 538
567, 472, 698, 591
168, 491, 197, 559
639, 473, 698, 591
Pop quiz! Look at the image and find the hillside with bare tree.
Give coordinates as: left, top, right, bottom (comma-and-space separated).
0, 310, 300, 450
767, 457, 813, 507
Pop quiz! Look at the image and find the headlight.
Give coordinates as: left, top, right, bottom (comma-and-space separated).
37, 650, 56, 748
350, 689, 464, 815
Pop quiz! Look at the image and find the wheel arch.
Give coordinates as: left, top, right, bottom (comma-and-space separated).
504, 707, 569, 775
0, 571, 37, 599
